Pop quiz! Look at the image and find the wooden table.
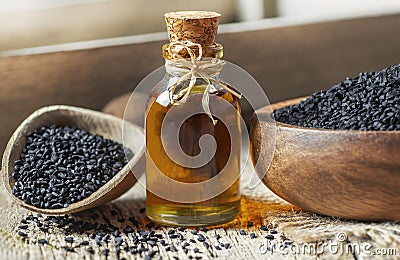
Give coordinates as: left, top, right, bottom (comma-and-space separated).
0, 96, 398, 259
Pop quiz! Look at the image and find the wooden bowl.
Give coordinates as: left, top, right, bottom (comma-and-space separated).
250, 97, 400, 221
1, 105, 145, 215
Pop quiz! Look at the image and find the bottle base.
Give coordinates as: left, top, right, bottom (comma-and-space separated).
146, 200, 240, 227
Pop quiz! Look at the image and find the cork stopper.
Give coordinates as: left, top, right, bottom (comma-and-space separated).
164, 11, 221, 45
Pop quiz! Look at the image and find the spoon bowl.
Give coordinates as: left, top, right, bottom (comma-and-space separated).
251, 97, 400, 221
1, 105, 145, 215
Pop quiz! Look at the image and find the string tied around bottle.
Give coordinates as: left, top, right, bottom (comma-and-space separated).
165, 40, 242, 125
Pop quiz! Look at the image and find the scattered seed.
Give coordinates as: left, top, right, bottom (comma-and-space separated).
17, 231, 27, 237
178, 227, 186, 232
147, 240, 155, 246
146, 222, 155, 229
239, 230, 247, 236
197, 234, 206, 242
199, 227, 208, 232
37, 239, 47, 245
265, 234, 274, 240
250, 233, 256, 239
145, 250, 157, 260
283, 240, 293, 246
86, 247, 95, 254
260, 226, 268, 231
64, 247, 74, 252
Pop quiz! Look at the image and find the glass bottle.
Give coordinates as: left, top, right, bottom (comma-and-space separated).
145, 11, 241, 226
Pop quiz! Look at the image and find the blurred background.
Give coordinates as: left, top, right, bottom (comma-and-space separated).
1, 0, 400, 157
1, 0, 400, 51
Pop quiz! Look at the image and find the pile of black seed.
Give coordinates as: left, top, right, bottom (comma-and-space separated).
274, 64, 400, 130
12, 125, 132, 209
16, 210, 287, 259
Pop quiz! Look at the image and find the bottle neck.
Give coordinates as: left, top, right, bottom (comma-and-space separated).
162, 42, 223, 60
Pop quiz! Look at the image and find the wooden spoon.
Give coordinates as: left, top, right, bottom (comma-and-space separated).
1, 105, 145, 215
251, 97, 400, 221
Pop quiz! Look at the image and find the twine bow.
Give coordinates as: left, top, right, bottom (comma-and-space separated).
165, 40, 242, 125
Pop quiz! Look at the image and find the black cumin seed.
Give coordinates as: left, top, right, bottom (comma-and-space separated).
239, 230, 246, 236
250, 233, 256, 239
64, 247, 74, 252
265, 234, 274, 240
199, 227, 208, 232
146, 222, 155, 229
260, 226, 268, 231
40, 227, 49, 233
169, 234, 178, 239
11, 125, 132, 209
283, 240, 293, 246
178, 227, 186, 232
147, 240, 156, 246
86, 247, 95, 254
18, 231, 27, 237
37, 239, 47, 245
274, 64, 400, 131
80, 241, 89, 246
197, 234, 206, 242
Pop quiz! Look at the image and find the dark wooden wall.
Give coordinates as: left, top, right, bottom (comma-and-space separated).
1, 14, 400, 157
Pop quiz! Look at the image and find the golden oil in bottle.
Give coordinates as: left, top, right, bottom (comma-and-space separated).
145, 11, 241, 226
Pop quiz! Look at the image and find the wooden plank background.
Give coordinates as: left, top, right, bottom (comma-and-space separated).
1, 14, 400, 157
